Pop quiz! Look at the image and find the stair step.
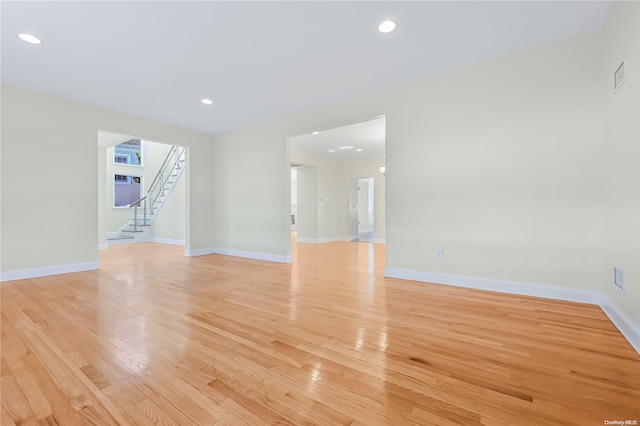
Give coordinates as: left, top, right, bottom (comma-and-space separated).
122, 230, 145, 233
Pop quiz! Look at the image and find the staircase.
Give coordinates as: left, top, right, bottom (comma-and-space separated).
107, 145, 186, 244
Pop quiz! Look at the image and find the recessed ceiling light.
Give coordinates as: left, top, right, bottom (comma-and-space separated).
356, 149, 363, 152
338, 145, 354, 150
201, 98, 213, 105
328, 149, 336, 153
18, 33, 42, 45
378, 20, 396, 34
312, 131, 319, 135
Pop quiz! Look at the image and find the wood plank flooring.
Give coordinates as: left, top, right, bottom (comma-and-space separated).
1, 241, 639, 425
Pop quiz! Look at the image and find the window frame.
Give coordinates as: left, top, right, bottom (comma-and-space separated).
113, 174, 144, 208
113, 140, 144, 167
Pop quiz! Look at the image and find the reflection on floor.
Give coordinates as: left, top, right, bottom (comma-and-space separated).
356, 230, 374, 242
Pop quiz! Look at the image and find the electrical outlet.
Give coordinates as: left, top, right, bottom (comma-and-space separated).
436, 248, 444, 259
256, 236, 260, 244
614, 267, 624, 290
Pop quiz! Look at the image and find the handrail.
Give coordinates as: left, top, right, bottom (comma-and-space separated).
148, 146, 185, 212
127, 195, 147, 208
148, 145, 177, 191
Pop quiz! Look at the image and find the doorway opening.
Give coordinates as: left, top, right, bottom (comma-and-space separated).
288, 115, 386, 255
349, 177, 375, 242
290, 164, 318, 245
97, 130, 188, 260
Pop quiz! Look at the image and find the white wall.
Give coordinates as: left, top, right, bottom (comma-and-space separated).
296, 166, 318, 241
601, 1, 640, 326
290, 168, 297, 231
1, 86, 214, 275
357, 180, 370, 232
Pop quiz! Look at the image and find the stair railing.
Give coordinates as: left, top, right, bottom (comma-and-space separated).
127, 196, 147, 232
125, 145, 185, 230
147, 145, 185, 215
120, 145, 185, 238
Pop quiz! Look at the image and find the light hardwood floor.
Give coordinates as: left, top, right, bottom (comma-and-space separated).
1, 241, 639, 425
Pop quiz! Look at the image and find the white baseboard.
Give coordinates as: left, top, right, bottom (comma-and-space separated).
384, 268, 639, 356
184, 247, 217, 257
212, 248, 292, 263
384, 268, 601, 304
98, 243, 109, 250
151, 238, 185, 246
297, 236, 386, 244
296, 237, 321, 243
297, 236, 343, 243
183, 247, 291, 263
599, 294, 640, 355
1, 261, 99, 282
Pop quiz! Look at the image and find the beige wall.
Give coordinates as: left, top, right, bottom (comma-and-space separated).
385, 32, 603, 289
296, 165, 319, 241
601, 1, 640, 325
211, 124, 291, 257
1, 86, 214, 272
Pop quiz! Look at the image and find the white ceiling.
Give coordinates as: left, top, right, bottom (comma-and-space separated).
1, 1, 611, 136
290, 116, 386, 160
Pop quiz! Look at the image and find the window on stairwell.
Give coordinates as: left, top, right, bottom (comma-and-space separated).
114, 174, 143, 208
113, 139, 143, 166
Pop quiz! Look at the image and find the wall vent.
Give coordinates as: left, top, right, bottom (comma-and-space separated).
614, 266, 624, 290
614, 61, 625, 92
